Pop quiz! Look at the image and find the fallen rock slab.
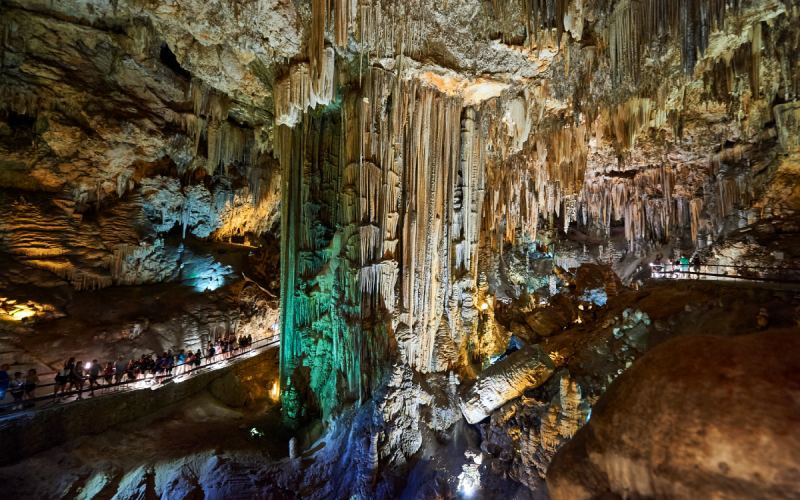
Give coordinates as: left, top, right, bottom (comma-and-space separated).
459, 345, 555, 424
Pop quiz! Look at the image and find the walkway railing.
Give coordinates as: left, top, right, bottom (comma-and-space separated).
650, 263, 800, 283
0, 335, 280, 415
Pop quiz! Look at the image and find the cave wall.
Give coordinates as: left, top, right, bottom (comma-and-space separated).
0, 1, 282, 290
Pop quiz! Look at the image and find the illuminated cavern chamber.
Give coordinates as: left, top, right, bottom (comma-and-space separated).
0, 0, 799, 497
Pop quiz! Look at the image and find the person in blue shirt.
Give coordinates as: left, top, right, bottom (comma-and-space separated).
680, 255, 690, 273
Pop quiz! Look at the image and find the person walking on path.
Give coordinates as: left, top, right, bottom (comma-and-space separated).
72, 361, 85, 400
24, 368, 38, 405
54, 359, 72, 399
0, 364, 9, 402
88, 360, 101, 396
114, 356, 127, 385
9, 372, 25, 410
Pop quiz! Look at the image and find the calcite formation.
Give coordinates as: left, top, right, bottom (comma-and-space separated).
459, 344, 555, 424
277, 67, 487, 421
480, 372, 592, 491
1, 0, 800, 496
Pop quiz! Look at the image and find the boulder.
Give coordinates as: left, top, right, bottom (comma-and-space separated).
460, 345, 555, 424
546, 329, 800, 499
524, 293, 578, 337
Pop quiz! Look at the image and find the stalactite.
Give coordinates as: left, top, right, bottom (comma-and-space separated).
608, 97, 668, 152
608, 0, 740, 82
274, 47, 336, 127
279, 64, 493, 422
189, 78, 230, 122
481, 99, 588, 250
206, 120, 255, 174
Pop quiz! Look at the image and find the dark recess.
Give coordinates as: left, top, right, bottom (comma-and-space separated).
160, 43, 192, 80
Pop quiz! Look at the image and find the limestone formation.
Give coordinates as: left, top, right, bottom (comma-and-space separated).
1, 0, 800, 498
547, 330, 800, 499
459, 344, 555, 424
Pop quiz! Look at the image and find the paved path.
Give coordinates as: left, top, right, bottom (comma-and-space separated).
0, 336, 280, 418
650, 263, 800, 285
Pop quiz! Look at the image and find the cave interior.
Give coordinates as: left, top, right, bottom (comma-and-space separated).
0, 0, 799, 498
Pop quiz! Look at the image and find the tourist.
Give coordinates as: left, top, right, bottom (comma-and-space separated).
9, 372, 25, 410
154, 353, 165, 378
194, 349, 202, 368
126, 359, 136, 382
692, 255, 702, 275
166, 350, 175, 376
679, 255, 690, 273
72, 361, 85, 399
24, 368, 38, 404
88, 359, 101, 396
114, 356, 127, 384
185, 351, 194, 371
54, 360, 71, 399
177, 350, 186, 374
63, 357, 76, 392
221, 339, 229, 359
103, 361, 114, 385
0, 364, 9, 402
207, 343, 216, 363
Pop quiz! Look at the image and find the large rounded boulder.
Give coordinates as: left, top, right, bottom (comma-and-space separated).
547, 329, 800, 499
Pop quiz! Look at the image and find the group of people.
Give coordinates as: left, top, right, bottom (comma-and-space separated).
652, 253, 702, 275
1, 334, 256, 410
0, 365, 39, 411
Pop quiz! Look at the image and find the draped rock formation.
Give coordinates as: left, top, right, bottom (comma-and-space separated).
278, 67, 487, 421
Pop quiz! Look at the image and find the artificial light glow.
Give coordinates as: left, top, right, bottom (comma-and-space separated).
458, 479, 476, 497
1, 298, 38, 322
10, 308, 35, 321
84, 362, 92, 370
188, 262, 234, 292
480, 302, 489, 311
457, 451, 482, 497
270, 380, 280, 401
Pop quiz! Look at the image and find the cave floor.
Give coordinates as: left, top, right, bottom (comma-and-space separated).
0, 390, 290, 499
1, 277, 797, 499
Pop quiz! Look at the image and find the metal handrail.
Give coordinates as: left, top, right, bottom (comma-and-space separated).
0, 335, 280, 415
650, 263, 800, 283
